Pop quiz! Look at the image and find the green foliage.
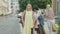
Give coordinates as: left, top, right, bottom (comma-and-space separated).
57, 19, 60, 34
18, 0, 52, 12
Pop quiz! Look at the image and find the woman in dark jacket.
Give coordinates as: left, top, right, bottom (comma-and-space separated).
33, 7, 45, 34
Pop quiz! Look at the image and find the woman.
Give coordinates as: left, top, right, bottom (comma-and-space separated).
0, 0, 8, 15
45, 4, 55, 34
33, 7, 40, 34
33, 7, 45, 34
22, 4, 35, 34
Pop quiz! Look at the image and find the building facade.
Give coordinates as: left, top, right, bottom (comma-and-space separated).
57, 0, 60, 16
52, 0, 60, 16
8, 0, 19, 15
52, 0, 60, 22
0, 0, 19, 15
0, 0, 9, 15
52, 0, 57, 15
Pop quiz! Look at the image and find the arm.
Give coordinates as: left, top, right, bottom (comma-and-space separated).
45, 10, 48, 17
21, 12, 24, 23
21, 12, 25, 27
32, 12, 36, 29
51, 9, 54, 19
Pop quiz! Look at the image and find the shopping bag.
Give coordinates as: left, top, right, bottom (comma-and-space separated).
52, 24, 59, 32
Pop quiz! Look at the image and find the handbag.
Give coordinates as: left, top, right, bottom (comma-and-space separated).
52, 24, 59, 32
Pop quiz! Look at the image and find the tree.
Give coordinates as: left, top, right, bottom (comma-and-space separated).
18, 0, 52, 12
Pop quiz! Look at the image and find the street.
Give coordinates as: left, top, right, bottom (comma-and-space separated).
0, 15, 21, 34
0, 15, 57, 34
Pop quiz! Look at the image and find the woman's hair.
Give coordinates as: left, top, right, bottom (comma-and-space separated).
33, 7, 39, 11
26, 3, 32, 10
46, 4, 51, 7
47, 4, 50, 6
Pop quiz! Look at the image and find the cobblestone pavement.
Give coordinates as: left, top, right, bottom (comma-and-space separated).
0, 15, 21, 34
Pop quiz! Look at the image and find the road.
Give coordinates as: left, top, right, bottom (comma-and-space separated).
0, 15, 21, 34
0, 15, 57, 34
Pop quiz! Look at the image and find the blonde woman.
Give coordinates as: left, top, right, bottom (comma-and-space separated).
45, 4, 55, 34
22, 4, 36, 34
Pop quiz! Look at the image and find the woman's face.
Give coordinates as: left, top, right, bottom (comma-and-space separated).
26, 4, 32, 11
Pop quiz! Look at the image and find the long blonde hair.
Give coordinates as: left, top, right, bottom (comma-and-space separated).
26, 4, 32, 11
